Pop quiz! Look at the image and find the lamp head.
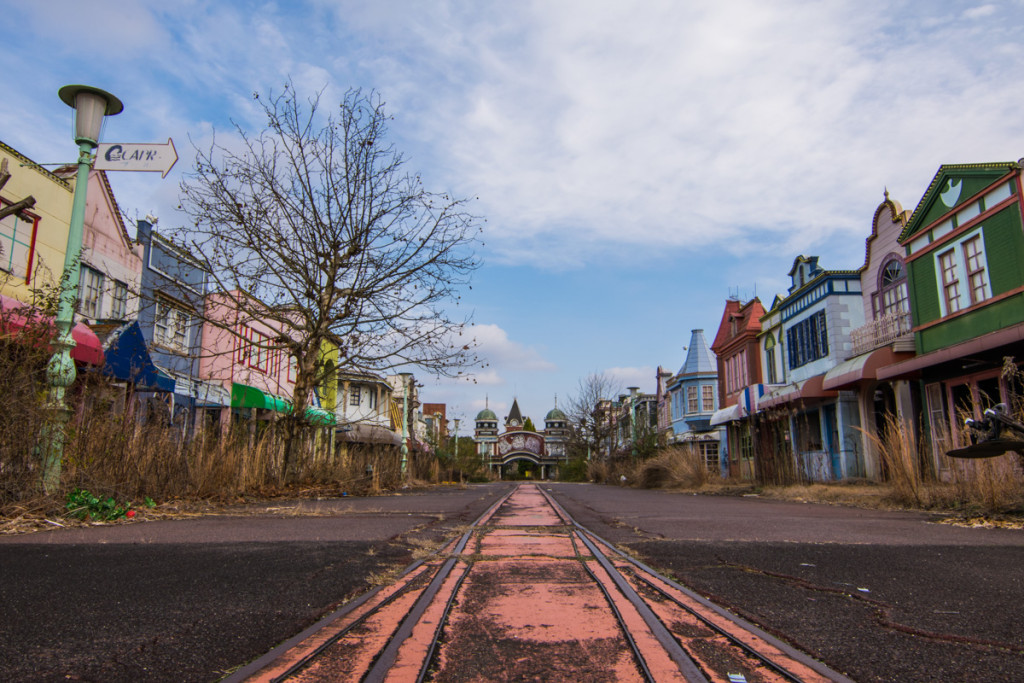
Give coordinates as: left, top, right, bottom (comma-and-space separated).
58, 85, 123, 145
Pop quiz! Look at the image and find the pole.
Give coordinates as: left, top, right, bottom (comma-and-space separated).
400, 376, 410, 477
39, 139, 94, 492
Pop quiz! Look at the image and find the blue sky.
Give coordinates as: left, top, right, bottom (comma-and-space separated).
3, 0, 1024, 426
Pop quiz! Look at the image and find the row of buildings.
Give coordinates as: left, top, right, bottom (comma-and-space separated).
0, 140, 443, 454
602, 161, 1024, 482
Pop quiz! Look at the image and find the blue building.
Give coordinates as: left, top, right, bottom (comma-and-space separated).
135, 218, 224, 430
759, 256, 865, 480
665, 329, 723, 472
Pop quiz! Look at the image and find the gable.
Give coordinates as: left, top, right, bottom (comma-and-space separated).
900, 162, 1018, 243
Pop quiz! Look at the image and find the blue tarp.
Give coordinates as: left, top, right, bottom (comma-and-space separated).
99, 321, 175, 392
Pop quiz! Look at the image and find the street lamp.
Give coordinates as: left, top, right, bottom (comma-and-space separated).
398, 372, 413, 477
452, 418, 460, 459
39, 85, 123, 492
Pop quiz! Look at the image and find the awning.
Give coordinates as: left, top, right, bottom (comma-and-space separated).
339, 423, 402, 445
193, 380, 231, 407
0, 294, 105, 366
231, 382, 336, 425
710, 404, 743, 426
877, 322, 1024, 380
759, 375, 837, 409
823, 346, 912, 390
95, 320, 175, 392
231, 383, 290, 412
304, 407, 336, 426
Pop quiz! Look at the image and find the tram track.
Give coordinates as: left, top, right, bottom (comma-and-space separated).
229, 484, 850, 682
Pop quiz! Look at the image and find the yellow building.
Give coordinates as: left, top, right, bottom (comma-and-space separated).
0, 140, 74, 305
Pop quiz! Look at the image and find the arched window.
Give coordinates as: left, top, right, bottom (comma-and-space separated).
875, 256, 908, 317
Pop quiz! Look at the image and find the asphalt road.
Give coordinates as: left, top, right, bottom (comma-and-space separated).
0, 484, 514, 682
544, 483, 1024, 682
2, 482, 1022, 682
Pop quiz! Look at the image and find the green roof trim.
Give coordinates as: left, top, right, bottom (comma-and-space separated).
900, 162, 1019, 243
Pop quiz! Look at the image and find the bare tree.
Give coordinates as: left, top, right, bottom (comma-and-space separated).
176, 83, 482, 479
564, 372, 622, 461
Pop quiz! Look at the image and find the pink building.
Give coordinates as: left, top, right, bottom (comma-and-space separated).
197, 292, 298, 428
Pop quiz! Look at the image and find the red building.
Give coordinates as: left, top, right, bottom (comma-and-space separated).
710, 297, 766, 479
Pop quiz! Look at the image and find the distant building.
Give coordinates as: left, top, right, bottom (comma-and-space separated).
473, 397, 570, 479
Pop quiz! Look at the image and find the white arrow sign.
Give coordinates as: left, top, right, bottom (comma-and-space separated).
95, 138, 178, 178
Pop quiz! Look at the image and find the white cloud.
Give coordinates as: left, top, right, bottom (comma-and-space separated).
467, 323, 556, 374
604, 366, 658, 396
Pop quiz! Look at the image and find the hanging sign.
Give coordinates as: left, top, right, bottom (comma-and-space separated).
95, 139, 178, 177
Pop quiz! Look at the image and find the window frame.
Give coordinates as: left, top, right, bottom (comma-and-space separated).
686, 386, 698, 414
110, 280, 128, 320
933, 227, 991, 317
0, 198, 40, 284
79, 265, 104, 319
786, 310, 829, 370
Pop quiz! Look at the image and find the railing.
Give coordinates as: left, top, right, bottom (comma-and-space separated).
849, 310, 913, 357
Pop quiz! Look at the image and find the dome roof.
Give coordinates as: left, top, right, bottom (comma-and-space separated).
545, 407, 567, 421
476, 408, 498, 421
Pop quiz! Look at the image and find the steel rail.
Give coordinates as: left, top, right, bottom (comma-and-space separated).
362, 486, 516, 683
414, 562, 472, 683
628, 569, 806, 682
569, 529, 658, 682
538, 487, 710, 682
227, 485, 516, 683
576, 528, 855, 683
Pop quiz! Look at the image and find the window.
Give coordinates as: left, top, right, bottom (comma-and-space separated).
764, 334, 777, 384
962, 235, 988, 306
786, 310, 829, 369
350, 387, 362, 406
242, 328, 271, 374
155, 299, 190, 351
938, 248, 961, 314
934, 229, 991, 316
699, 441, 719, 472
724, 350, 748, 394
702, 385, 714, 412
0, 200, 38, 282
110, 280, 128, 320
367, 388, 377, 410
874, 258, 908, 317
686, 386, 698, 414
79, 266, 103, 318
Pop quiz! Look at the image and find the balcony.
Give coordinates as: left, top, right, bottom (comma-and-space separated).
849, 310, 913, 357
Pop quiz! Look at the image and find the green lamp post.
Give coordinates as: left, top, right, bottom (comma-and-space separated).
39, 85, 123, 492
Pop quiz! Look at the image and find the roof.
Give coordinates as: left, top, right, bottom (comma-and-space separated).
710, 298, 764, 353
899, 161, 1019, 243
545, 407, 567, 421
476, 408, 498, 421
678, 329, 716, 376
507, 398, 523, 424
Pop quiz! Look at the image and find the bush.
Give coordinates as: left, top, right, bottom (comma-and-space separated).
637, 446, 711, 489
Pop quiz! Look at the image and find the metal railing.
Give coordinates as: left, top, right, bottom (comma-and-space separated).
849, 310, 912, 356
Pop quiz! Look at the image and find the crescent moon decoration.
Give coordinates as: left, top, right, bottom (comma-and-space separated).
940, 178, 962, 207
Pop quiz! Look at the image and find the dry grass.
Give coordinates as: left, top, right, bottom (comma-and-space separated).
635, 446, 712, 489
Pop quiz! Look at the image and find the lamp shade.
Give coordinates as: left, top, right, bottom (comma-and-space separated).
58, 85, 123, 144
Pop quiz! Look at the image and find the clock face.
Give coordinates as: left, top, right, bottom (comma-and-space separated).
509, 419, 520, 427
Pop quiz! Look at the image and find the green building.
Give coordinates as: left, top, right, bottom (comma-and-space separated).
878, 162, 1024, 475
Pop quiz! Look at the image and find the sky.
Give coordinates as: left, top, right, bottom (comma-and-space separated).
3, 0, 1024, 427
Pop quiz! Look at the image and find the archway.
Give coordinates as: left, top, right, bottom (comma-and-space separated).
494, 452, 553, 480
